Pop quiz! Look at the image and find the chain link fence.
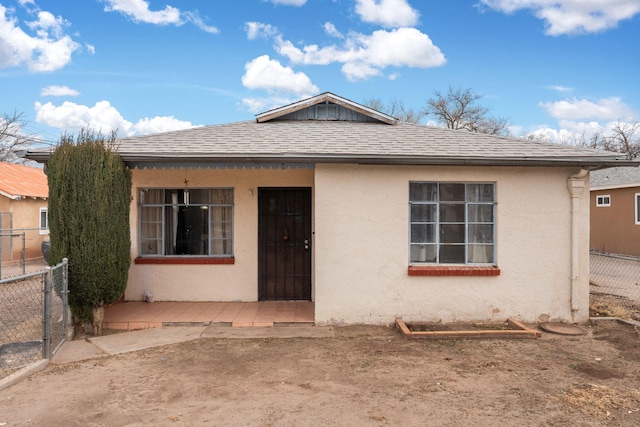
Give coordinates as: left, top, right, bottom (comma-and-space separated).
1, 227, 49, 280
590, 251, 640, 322
0, 259, 69, 381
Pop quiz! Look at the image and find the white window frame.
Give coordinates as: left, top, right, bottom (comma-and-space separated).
635, 193, 640, 225
409, 182, 496, 265
39, 207, 49, 235
596, 194, 611, 207
138, 187, 234, 257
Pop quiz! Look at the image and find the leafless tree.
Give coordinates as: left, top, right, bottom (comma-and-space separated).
0, 112, 36, 164
424, 87, 511, 136
363, 98, 426, 124
605, 122, 640, 159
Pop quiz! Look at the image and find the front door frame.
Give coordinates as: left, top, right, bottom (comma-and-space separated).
258, 187, 312, 301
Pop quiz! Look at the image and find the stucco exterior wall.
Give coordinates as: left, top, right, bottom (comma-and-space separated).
590, 186, 640, 256
125, 164, 590, 325
126, 167, 314, 301
313, 164, 590, 325
0, 196, 48, 260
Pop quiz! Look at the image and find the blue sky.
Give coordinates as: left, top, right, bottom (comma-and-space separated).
1, 0, 639, 147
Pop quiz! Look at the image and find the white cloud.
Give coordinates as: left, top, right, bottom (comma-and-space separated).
245, 22, 279, 40
0, 4, 80, 72
35, 100, 195, 137
86, 43, 95, 54
103, 0, 219, 33
241, 95, 298, 114
478, 0, 640, 35
269, 0, 307, 5
40, 85, 79, 96
546, 85, 573, 92
539, 97, 635, 121
355, 0, 420, 28
274, 27, 445, 81
241, 55, 319, 95
323, 22, 343, 38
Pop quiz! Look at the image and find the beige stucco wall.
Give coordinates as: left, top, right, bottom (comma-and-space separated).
125, 164, 590, 325
126, 167, 314, 301
313, 164, 590, 325
0, 196, 48, 260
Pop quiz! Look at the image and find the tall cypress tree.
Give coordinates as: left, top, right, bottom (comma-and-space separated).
47, 129, 132, 335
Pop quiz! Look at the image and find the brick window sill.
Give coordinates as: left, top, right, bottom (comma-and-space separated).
135, 257, 235, 265
408, 265, 500, 276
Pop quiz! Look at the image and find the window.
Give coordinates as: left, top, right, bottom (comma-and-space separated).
636, 193, 640, 225
409, 182, 496, 264
596, 195, 611, 207
139, 188, 233, 257
39, 207, 49, 235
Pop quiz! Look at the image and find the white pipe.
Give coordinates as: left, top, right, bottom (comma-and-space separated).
567, 169, 589, 321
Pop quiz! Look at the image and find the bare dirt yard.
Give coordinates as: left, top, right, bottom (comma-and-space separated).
0, 319, 639, 426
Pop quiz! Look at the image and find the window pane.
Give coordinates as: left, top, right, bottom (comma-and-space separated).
411, 224, 436, 243
189, 189, 208, 204
175, 206, 208, 255
410, 244, 436, 262
440, 245, 465, 263
467, 184, 494, 202
439, 183, 465, 201
440, 203, 465, 222
468, 205, 493, 223
210, 189, 233, 204
141, 189, 163, 204
468, 244, 494, 263
440, 224, 465, 243
409, 183, 437, 201
469, 224, 494, 243
411, 204, 436, 222
40, 210, 48, 228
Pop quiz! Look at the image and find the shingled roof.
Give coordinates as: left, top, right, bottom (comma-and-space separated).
26, 92, 636, 169
0, 162, 48, 200
590, 166, 640, 189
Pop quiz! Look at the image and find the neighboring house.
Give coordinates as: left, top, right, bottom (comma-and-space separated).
27, 93, 634, 325
590, 167, 640, 257
0, 162, 49, 262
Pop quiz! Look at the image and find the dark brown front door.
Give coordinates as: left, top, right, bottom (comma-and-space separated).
258, 188, 312, 300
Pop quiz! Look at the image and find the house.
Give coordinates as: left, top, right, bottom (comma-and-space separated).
590, 166, 640, 257
0, 162, 49, 263
26, 93, 635, 325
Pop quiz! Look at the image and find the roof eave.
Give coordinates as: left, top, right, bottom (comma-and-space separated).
119, 153, 636, 168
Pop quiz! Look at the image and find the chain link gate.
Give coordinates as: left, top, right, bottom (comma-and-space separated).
0, 259, 69, 381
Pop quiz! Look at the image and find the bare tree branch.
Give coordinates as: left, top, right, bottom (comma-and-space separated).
0, 112, 37, 164
424, 87, 511, 136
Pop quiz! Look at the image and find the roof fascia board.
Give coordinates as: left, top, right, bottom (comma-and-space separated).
255, 92, 398, 125
119, 154, 635, 168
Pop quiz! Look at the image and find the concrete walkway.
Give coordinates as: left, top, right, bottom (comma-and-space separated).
51, 324, 335, 364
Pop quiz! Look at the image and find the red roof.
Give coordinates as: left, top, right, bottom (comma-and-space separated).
0, 162, 48, 200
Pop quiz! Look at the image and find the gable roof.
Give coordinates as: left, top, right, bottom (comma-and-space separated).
590, 166, 640, 190
0, 162, 48, 200
26, 92, 636, 170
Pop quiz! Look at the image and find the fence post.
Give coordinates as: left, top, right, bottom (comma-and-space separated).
42, 266, 52, 359
21, 232, 26, 275
62, 258, 69, 332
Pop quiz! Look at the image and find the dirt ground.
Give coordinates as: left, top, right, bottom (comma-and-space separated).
0, 319, 639, 427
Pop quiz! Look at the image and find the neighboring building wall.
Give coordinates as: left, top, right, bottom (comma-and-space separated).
590, 186, 640, 256
0, 196, 48, 261
313, 164, 590, 325
126, 167, 315, 302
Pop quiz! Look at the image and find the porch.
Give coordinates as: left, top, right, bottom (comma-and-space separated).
103, 301, 315, 331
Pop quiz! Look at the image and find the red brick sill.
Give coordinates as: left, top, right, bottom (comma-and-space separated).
408, 265, 500, 276
135, 257, 235, 265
